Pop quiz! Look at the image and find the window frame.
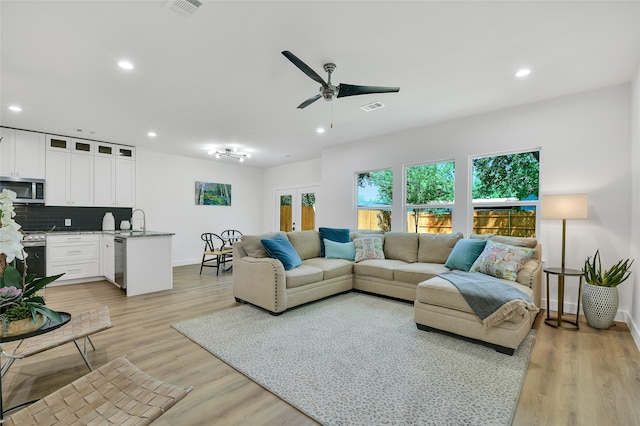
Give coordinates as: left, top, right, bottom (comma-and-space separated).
355, 168, 393, 231
469, 148, 540, 237
404, 159, 455, 234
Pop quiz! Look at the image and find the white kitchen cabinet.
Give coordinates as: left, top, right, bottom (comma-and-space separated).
101, 233, 115, 282
0, 128, 46, 178
47, 234, 101, 282
94, 142, 135, 207
46, 138, 94, 206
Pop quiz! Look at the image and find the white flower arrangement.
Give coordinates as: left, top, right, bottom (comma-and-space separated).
0, 189, 62, 326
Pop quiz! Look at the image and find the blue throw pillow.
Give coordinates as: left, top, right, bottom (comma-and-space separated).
261, 234, 302, 270
444, 239, 487, 272
324, 238, 356, 261
319, 227, 351, 257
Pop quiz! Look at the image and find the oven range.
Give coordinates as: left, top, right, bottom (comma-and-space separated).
20, 232, 47, 277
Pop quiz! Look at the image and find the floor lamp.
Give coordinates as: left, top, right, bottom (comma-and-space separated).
541, 194, 588, 330
541, 194, 589, 270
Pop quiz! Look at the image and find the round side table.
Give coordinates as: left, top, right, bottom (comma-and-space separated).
544, 267, 583, 330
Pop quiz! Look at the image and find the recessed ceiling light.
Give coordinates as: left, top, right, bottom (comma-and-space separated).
118, 60, 134, 70
316, 128, 325, 134
147, 132, 156, 137
514, 68, 531, 78
8, 105, 22, 112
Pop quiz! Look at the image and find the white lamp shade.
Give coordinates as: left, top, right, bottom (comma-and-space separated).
541, 194, 588, 219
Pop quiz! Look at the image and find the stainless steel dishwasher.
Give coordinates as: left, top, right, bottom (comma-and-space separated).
114, 236, 127, 290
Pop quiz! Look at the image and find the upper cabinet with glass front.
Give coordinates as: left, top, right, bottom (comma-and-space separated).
45, 136, 95, 206
94, 142, 136, 207
0, 127, 46, 179
45, 134, 136, 207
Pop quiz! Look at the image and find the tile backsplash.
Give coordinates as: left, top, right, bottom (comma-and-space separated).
14, 205, 133, 232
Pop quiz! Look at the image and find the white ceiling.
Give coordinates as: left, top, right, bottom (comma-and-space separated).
1, 1, 639, 168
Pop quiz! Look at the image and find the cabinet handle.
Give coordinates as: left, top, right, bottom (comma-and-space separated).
67, 250, 82, 254
68, 268, 82, 273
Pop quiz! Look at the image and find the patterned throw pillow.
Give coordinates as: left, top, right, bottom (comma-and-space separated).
470, 240, 536, 281
353, 237, 385, 263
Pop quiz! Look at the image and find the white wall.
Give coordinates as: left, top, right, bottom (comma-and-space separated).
269, 84, 633, 324
630, 67, 640, 347
261, 158, 321, 232
135, 150, 264, 266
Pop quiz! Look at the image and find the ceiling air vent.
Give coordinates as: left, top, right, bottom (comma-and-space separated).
360, 101, 385, 112
164, 0, 202, 18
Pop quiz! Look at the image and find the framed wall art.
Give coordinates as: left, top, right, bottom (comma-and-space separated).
195, 181, 232, 206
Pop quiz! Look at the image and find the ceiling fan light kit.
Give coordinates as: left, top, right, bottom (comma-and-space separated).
281, 51, 400, 109
210, 148, 250, 162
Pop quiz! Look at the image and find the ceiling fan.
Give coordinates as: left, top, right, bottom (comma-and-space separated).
282, 51, 400, 109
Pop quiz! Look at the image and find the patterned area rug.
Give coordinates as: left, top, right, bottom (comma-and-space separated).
172, 292, 535, 425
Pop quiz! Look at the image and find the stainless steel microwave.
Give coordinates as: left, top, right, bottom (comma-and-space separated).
0, 177, 45, 204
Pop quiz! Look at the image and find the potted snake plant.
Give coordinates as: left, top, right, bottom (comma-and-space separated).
582, 250, 633, 329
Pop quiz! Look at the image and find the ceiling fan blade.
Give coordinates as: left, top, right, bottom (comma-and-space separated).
297, 94, 322, 109
282, 51, 328, 88
337, 83, 400, 98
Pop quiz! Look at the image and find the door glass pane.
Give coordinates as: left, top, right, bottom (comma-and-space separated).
300, 192, 315, 231
279, 194, 292, 232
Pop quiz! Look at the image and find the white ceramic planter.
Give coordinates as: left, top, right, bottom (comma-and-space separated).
582, 282, 619, 329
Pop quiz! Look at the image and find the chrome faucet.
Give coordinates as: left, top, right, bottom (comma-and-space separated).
131, 208, 146, 233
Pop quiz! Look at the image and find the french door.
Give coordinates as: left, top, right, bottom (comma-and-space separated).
275, 186, 318, 232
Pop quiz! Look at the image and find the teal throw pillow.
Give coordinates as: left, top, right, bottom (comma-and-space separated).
444, 239, 487, 272
324, 238, 356, 261
319, 227, 351, 257
261, 234, 302, 270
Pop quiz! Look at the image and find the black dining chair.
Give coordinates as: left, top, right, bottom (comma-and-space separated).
220, 229, 243, 246
200, 233, 233, 275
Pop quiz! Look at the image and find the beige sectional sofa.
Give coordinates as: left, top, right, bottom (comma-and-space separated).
232, 230, 541, 354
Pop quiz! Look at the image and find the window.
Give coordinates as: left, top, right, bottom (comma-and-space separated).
356, 169, 392, 231
405, 161, 455, 234
471, 150, 539, 237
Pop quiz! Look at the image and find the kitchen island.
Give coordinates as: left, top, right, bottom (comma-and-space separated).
112, 231, 174, 296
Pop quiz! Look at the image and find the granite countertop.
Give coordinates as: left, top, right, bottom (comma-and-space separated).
47, 230, 174, 237
110, 230, 174, 238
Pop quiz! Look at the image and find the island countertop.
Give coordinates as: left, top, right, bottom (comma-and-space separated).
47, 230, 174, 238
110, 231, 174, 238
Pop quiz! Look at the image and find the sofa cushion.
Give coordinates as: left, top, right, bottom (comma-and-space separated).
349, 230, 384, 240
324, 239, 356, 261
383, 232, 419, 263
489, 235, 537, 249
353, 259, 407, 281
285, 264, 324, 288
354, 237, 385, 262
393, 263, 450, 285
418, 232, 463, 263
319, 227, 351, 257
470, 240, 537, 281
444, 239, 487, 271
303, 258, 354, 280
416, 276, 533, 321
287, 230, 321, 260
261, 234, 302, 270
241, 232, 284, 258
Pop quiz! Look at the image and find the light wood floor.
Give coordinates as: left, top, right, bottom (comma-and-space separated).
2, 264, 639, 425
